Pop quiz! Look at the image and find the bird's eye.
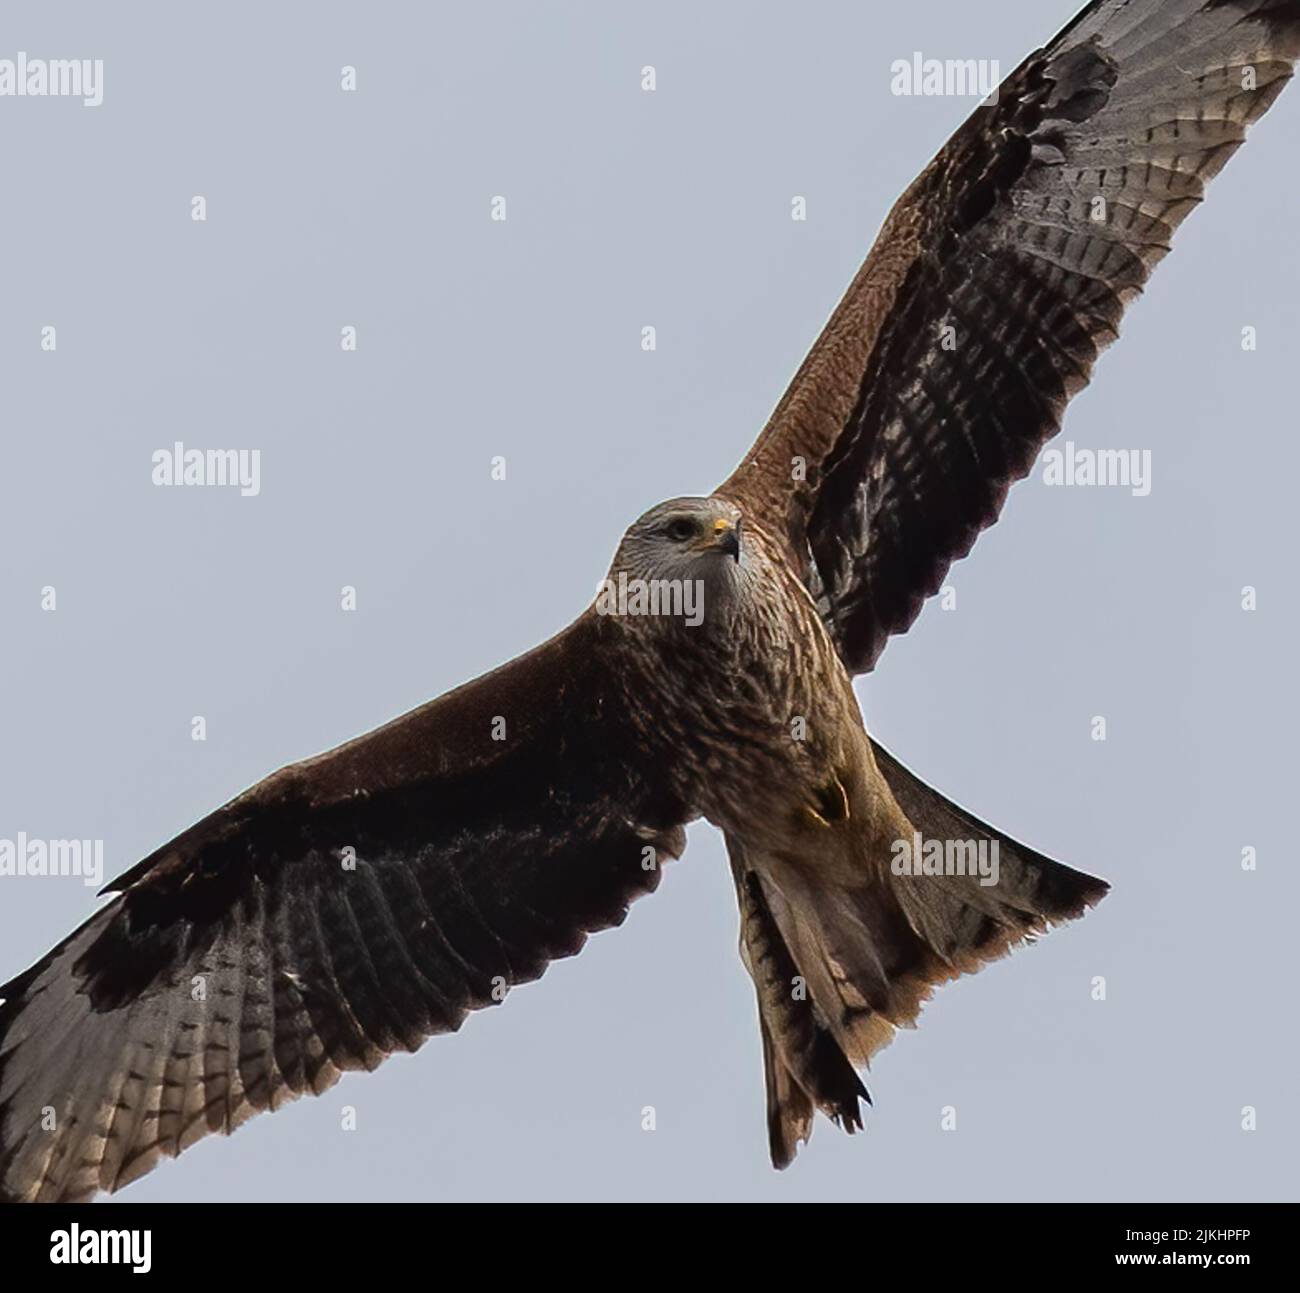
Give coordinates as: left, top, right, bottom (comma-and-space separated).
665, 519, 696, 542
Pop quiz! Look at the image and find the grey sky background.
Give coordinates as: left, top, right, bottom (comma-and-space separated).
2, 0, 1296, 1202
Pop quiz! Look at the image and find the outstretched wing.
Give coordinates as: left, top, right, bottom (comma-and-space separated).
720, 0, 1300, 674
0, 614, 688, 1202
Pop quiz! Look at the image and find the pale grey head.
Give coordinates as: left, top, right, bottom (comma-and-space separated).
601, 496, 748, 632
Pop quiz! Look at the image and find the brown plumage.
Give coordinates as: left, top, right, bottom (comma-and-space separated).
2, 0, 1296, 1200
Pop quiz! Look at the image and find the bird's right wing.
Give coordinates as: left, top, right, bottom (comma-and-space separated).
719, 0, 1300, 675
0, 612, 689, 1202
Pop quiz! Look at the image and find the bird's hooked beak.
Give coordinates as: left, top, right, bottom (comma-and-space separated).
709, 516, 741, 562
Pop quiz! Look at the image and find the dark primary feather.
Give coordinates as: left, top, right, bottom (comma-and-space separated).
720, 0, 1300, 674
0, 615, 688, 1202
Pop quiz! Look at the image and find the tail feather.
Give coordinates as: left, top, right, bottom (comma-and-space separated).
870, 737, 1110, 961
730, 849, 868, 1168
758, 1019, 813, 1171
728, 740, 1108, 1165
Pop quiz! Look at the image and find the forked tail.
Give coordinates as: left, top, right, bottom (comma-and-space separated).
729, 738, 1108, 1166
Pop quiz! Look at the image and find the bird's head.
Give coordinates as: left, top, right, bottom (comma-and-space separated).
599, 496, 746, 632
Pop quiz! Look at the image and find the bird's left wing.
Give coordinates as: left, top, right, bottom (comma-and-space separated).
719, 0, 1300, 674
0, 613, 688, 1202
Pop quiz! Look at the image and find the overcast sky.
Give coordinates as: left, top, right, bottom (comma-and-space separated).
2, 0, 1296, 1201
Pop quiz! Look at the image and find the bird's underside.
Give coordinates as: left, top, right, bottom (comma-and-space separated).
3, 0, 1298, 1201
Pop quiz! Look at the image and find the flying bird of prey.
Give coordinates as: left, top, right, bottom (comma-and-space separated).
2, 0, 1297, 1201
